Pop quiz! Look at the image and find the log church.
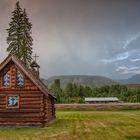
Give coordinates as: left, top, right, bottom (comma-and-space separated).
0, 54, 56, 127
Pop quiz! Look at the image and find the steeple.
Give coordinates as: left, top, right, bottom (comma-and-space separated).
30, 61, 40, 77
30, 53, 40, 77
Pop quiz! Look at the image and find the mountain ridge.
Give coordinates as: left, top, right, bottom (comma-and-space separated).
42, 75, 118, 88
117, 74, 140, 84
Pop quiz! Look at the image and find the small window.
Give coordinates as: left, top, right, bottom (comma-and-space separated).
7, 96, 19, 108
16, 70, 24, 87
3, 70, 10, 87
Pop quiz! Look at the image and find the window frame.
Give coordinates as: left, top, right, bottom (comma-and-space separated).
16, 69, 25, 88
2, 69, 11, 88
6, 95, 20, 109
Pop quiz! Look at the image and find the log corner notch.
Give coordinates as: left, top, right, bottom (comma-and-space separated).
0, 54, 56, 127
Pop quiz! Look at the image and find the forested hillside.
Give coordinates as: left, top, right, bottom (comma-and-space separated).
50, 79, 140, 103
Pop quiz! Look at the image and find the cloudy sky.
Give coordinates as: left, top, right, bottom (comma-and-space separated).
0, 0, 140, 79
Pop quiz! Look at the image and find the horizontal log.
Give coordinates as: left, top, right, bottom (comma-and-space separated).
24, 84, 37, 87
0, 102, 6, 105
21, 97, 42, 100
0, 104, 5, 106
0, 102, 42, 106
0, 118, 42, 122
0, 98, 5, 101
0, 105, 6, 108
24, 87, 39, 90
20, 94, 43, 97
0, 109, 41, 113
20, 101, 41, 105
19, 106, 41, 110
0, 90, 40, 93
0, 94, 6, 97
0, 104, 42, 109
45, 107, 53, 109
0, 94, 42, 97
20, 105, 41, 108
20, 98, 41, 101
0, 113, 42, 118
0, 122, 43, 127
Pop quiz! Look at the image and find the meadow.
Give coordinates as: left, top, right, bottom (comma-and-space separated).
0, 110, 140, 140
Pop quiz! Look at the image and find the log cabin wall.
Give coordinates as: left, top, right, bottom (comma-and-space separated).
0, 61, 39, 90
43, 95, 56, 126
0, 91, 44, 127
0, 61, 55, 127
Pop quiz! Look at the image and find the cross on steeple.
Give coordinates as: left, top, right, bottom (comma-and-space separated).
33, 54, 39, 62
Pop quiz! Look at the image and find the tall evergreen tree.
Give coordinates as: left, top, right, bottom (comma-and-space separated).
21, 9, 33, 65
6, 1, 33, 67
50, 79, 62, 103
7, 2, 23, 58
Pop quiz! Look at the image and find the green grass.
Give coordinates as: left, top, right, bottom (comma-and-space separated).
0, 110, 140, 140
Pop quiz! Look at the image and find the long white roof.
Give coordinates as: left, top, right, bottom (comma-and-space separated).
85, 97, 119, 102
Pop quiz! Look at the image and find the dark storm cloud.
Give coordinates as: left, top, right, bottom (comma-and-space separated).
0, 0, 140, 79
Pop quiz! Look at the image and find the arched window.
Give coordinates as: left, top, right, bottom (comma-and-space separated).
16, 70, 24, 87
3, 71, 10, 87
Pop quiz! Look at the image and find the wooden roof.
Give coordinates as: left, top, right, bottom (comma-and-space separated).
0, 54, 56, 99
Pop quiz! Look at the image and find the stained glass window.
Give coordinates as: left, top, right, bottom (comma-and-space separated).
17, 70, 24, 87
7, 96, 19, 108
3, 71, 10, 87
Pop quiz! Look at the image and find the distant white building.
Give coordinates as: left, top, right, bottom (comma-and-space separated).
85, 97, 119, 104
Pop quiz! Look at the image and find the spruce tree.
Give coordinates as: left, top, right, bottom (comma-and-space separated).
6, 1, 33, 67
50, 79, 62, 103
7, 1, 23, 58
21, 9, 33, 66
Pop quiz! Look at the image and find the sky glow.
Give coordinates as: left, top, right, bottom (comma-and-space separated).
0, 0, 140, 79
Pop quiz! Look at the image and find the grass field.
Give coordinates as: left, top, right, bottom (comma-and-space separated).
0, 110, 140, 140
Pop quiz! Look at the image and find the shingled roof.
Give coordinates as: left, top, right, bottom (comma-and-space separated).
0, 54, 56, 99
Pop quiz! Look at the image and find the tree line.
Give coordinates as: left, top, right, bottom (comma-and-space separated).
50, 79, 140, 103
